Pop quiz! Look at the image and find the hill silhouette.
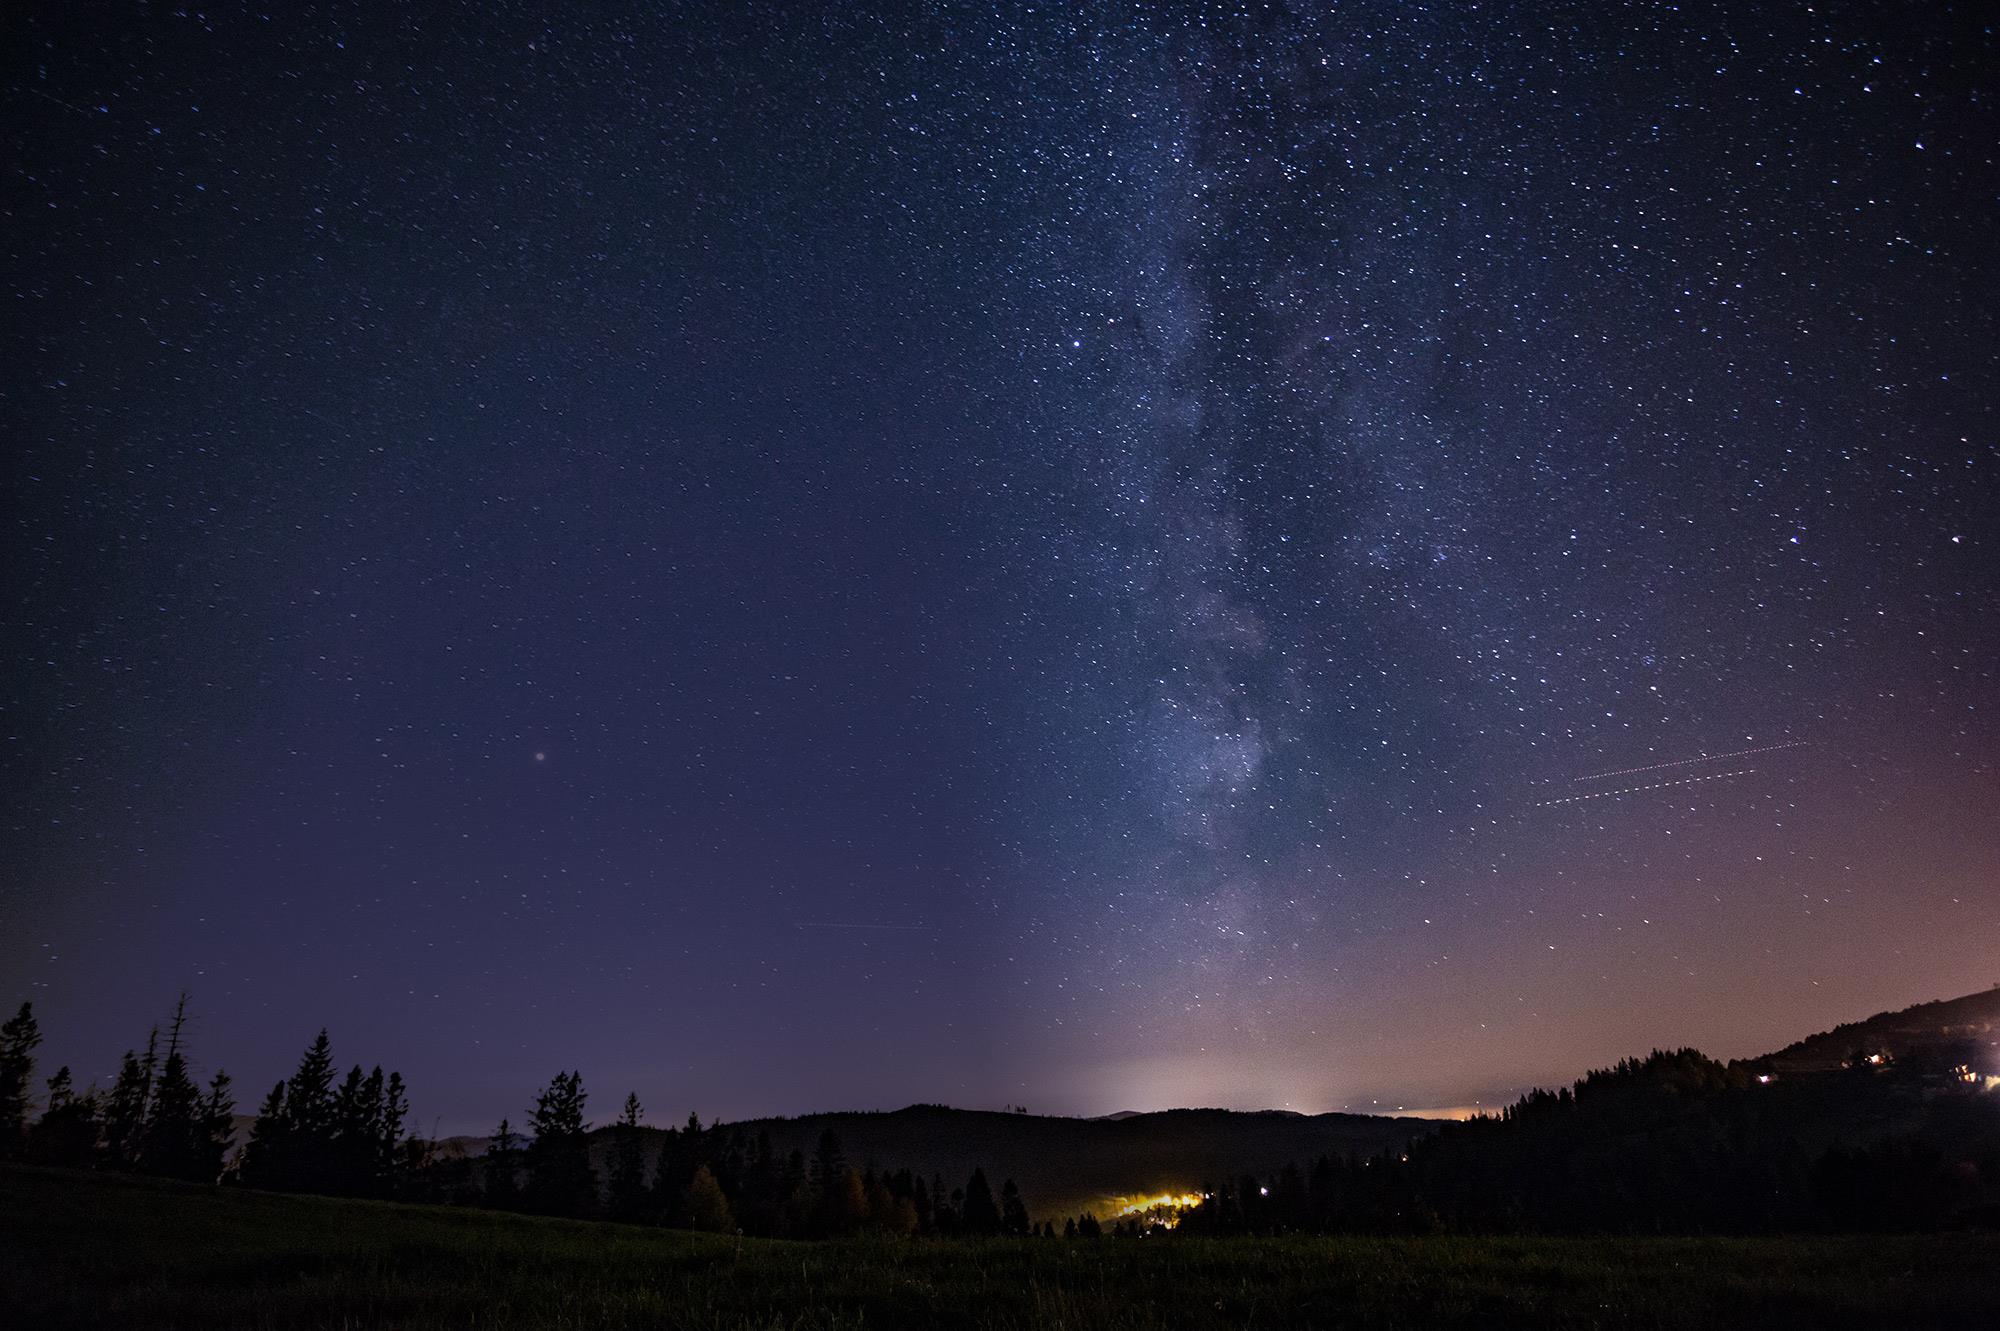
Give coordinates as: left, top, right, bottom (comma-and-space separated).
1753, 985, 2000, 1075
18, 984, 2000, 1237
550, 1104, 1427, 1221
428, 987, 2000, 1223
711, 1105, 1426, 1219
1146, 986, 2000, 1235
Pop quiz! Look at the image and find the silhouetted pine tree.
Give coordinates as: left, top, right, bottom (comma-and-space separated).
240, 1081, 289, 1187
229, 1032, 397, 1197
484, 1118, 521, 1208
524, 1070, 594, 1216
647, 1117, 686, 1221
804, 1130, 856, 1233
999, 1178, 1030, 1235
608, 1092, 647, 1220
961, 1167, 1000, 1235
238, 1031, 340, 1192
283, 1034, 337, 1132
808, 1128, 842, 1189
279, 1031, 338, 1191
133, 995, 203, 1179
41, 1065, 70, 1111
775, 1148, 811, 1235
143, 1054, 201, 1177
198, 1071, 235, 1180
729, 1130, 782, 1234
103, 1032, 157, 1168
28, 1067, 101, 1167
0, 1002, 40, 1157
379, 1071, 409, 1188
330, 1065, 382, 1194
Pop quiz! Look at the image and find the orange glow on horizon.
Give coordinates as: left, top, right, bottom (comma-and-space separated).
1104, 1191, 1207, 1229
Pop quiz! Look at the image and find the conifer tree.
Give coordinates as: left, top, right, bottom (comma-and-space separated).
240, 1081, 289, 1187
28, 1066, 102, 1167
331, 1065, 382, 1193
774, 1148, 811, 1235
137, 995, 205, 1178
524, 1070, 594, 1216
999, 1178, 1031, 1235
43, 1063, 72, 1112
485, 1118, 521, 1208
379, 1071, 409, 1188
0, 1002, 40, 1156
283, 1032, 337, 1140
810, 1129, 845, 1196
103, 1032, 157, 1168
961, 1167, 1001, 1235
144, 1048, 202, 1177
647, 1115, 687, 1219
199, 1071, 235, 1181
280, 1031, 338, 1190
608, 1092, 647, 1219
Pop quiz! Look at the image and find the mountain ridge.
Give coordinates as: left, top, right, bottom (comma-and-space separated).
425, 985, 2000, 1220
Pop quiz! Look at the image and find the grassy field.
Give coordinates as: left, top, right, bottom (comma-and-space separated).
4, 1165, 1997, 1329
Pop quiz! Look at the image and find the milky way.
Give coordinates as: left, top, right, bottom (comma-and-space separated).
5, 3, 1995, 1130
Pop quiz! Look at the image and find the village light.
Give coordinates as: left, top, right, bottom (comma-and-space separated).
1107, 1192, 1207, 1230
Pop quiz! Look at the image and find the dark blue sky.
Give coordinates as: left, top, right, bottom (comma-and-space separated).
5, 2, 1996, 1134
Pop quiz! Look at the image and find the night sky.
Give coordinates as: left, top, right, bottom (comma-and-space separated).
6, 3, 1996, 1134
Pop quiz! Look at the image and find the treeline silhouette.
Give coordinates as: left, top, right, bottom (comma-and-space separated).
239, 1029, 415, 1197
6, 1000, 1999, 1236
436, 1075, 1046, 1238
1173, 1048, 2000, 1235
0, 1002, 1052, 1238
1, 998, 235, 1183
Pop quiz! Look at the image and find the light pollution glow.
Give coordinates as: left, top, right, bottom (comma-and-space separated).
1107, 1192, 1208, 1229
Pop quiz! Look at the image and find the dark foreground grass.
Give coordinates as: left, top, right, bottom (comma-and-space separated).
3, 1165, 1994, 1329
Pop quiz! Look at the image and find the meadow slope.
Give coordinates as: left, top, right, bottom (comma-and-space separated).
5, 1165, 2000, 1329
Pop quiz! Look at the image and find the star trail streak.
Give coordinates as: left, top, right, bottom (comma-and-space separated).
1533, 770, 1760, 810
1569, 744, 1812, 785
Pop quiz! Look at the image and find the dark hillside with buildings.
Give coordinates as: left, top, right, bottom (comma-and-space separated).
1754, 986, 2000, 1077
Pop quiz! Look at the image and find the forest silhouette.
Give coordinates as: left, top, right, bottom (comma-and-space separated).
4, 994, 1999, 1237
